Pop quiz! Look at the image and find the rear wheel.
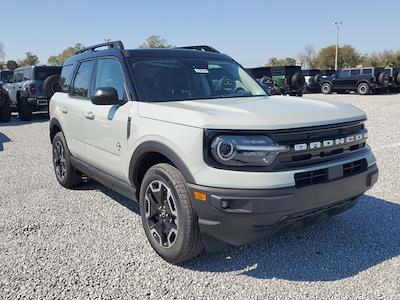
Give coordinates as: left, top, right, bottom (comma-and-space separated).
52, 132, 82, 188
139, 163, 204, 263
0, 98, 11, 122
357, 83, 370, 95
321, 83, 332, 94
18, 97, 32, 121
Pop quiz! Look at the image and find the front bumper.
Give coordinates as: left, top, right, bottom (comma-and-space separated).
188, 164, 378, 251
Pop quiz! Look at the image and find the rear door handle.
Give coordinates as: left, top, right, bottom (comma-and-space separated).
60, 107, 68, 113
84, 111, 95, 120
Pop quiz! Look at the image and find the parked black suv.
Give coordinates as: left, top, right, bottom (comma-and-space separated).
320, 67, 389, 95
384, 67, 400, 92
5, 66, 61, 121
246, 67, 281, 95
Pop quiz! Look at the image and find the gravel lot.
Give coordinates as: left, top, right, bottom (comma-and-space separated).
0, 93, 399, 299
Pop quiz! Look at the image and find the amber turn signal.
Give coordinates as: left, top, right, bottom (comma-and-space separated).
193, 191, 207, 201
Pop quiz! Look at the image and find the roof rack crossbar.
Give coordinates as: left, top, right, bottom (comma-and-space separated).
75, 41, 125, 55
178, 45, 220, 53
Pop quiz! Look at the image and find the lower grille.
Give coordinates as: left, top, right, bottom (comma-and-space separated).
295, 159, 367, 187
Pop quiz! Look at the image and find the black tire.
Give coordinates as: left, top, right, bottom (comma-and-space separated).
321, 82, 332, 94
0, 96, 12, 122
291, 73, 305, 89
18, 97, 32, 121
52, 132, 82, 188
357, 83, 370, 95
139, 163, 204, 264
42, 74, 60, 99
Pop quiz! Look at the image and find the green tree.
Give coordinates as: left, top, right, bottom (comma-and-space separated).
47, 43, 84, 65
139, 35, 173, 48
361, 50, 400, 67
314, 45, 361, 69
266, 57, 297, 66
18, 52, 39, 66
6, 60, 18, 70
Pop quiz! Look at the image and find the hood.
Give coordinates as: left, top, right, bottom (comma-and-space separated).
138, 96, 366, 130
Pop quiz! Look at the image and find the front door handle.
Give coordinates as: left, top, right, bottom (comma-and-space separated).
84, 111, 95, 120
60, 107, 68, 113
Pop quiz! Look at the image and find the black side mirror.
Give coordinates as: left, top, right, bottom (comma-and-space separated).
91, 87, 120, 105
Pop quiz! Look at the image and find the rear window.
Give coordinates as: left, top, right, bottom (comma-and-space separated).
59, 65, 74, 93
34, 67, 61, 81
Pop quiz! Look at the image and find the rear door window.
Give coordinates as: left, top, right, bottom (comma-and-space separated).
362, 69, 372, 75
71, 60, 95, 98
23, 68, 31, 80
350, 69, 360, 76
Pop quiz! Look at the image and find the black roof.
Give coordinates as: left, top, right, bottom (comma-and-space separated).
14, 65, 61, 71
64, 42, 232, 66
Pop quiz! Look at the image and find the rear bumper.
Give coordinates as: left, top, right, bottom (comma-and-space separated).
189, 164, 378, 250
27, 97, 48, 107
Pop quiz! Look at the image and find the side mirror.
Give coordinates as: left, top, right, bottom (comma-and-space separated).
91, 87, 120, 105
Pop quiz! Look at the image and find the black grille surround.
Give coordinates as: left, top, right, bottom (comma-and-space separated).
203, 120, 368, 172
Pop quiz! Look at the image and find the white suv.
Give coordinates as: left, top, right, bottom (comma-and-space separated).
49, 41, 379, 263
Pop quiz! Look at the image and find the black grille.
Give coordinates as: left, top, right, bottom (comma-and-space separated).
271, 121, 367, 170
295, 159, 367, 187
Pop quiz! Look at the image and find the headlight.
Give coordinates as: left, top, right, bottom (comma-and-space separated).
210, 135, 288, 167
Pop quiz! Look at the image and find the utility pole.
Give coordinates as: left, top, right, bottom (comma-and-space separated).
334, 21, 343, 70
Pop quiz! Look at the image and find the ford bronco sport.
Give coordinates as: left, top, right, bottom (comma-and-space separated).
5, 65, 61, 121
320, 67, 389, 95
49, 41, 379, 263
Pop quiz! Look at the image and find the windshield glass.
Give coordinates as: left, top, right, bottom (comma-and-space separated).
130, 58, 266, 102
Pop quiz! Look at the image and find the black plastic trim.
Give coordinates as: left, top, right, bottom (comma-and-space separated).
128, 141, 196, 187
70, 156, 137, 201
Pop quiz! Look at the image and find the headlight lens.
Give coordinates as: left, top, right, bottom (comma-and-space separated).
210, 135, 288, 167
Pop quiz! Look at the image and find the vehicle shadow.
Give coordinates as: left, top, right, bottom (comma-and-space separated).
0, 131, 11, 151
182, 195, 400, 282
0, 112, 49, 127
76, 179, 140, 214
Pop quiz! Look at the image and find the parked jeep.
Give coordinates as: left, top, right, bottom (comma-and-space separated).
269, 66, 305, 96
5, 65, 61, 121
384, 67, 400, 92
0, 70, 14, 122
320, 67, 389, 95
49, 41, 378, 263
246, 67, 281, 95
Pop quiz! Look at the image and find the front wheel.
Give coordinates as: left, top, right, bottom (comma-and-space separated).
139, 163, 204, 263
321, 83, 332, 94
18, 98, 32, 121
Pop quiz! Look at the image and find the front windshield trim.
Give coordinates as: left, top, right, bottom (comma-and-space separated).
128, 57, 267, 102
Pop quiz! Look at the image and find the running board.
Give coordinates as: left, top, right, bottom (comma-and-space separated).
70, 156, 137, 202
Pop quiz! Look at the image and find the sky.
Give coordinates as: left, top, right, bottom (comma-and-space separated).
1, 0, 400, 68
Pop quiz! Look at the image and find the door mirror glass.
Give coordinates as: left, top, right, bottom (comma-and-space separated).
91, 87, 120, 105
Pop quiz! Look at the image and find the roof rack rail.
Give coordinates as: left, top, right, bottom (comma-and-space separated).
74, 41, 125, 55
179, 45, 220, 53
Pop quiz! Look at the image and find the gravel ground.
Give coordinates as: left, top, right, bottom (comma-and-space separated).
0, 94, 399, 300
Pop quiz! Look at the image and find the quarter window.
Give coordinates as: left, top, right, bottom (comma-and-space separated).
59, 65, 74, 93
71, 60, 95, 98
94, 58, 125, 100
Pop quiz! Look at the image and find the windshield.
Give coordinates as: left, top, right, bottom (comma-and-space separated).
130, 58, 266, 102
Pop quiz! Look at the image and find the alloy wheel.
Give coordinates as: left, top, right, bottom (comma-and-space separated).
144, 180, 179, 248
53, 141, 66, 180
